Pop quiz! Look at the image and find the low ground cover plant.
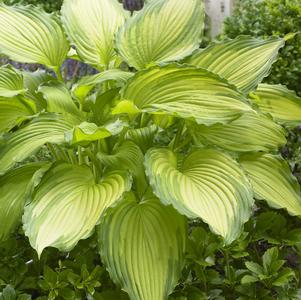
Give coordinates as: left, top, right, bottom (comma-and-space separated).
0, 0, 301, 299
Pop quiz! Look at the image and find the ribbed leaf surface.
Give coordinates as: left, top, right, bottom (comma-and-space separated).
145, 148, 254, 243
0, 98, 35, 132
187, 36, 284, 94
97, 141, 147, 196
0, 114, 78, 174
116, 0, 204, 69
0, 164, 43, 241
65, 120, 125, 146
23, 163, 131, 256
0, 4, 69, 68
61, 0, 128, 68
116, 64, 253, 125
97, 141, 143, 176
38, 82, 80, 116
239, 153, 301, 216
125, 125, 158, 153
23, 70, 54, 110
252, 84, 301, 127
193, 112, 287, 152
99, 195, 186, 300
0, 66, 25, 97
72, 69, 134, 100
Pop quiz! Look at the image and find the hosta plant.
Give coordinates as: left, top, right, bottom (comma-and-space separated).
0, 0, 301, 299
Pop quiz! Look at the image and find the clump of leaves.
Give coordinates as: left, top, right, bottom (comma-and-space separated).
0, 0, 301, 299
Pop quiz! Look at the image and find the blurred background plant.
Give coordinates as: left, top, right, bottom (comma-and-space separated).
3, 0, 62, 12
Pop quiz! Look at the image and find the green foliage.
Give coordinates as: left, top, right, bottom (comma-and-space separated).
3, 0, 63, 12
2, 211, 301, 299
0, 232, 128, 299
0, 0, 301, 299
223, 0, 301, 95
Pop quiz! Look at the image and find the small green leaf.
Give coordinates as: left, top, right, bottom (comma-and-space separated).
273, 268, 295, 287
90, 89, 120, 125
38, 81, 81, 116
262, 247, 282, 274
43, 266, 58, 285
97, 141, 147, 197
72, 70, 134, 100
111, 100, 141, 115
59, 288, 76, 300
245, 262, 264, 275
23, 70, 54, 110
65, 120, 125, 146
97, 141, 143, 176
241, 275, 259, 284
125, 125, 158, 153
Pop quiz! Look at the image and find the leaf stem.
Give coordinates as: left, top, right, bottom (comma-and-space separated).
78, 146, 83, 165
85, 147, 102, 180
53, 66, 64, 82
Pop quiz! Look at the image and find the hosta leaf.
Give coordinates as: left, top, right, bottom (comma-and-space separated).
98, 194, 186, 300
0, 66, 25, 97
145, 148, 254, 243
152, 114, 175, 129
115, 64, 253, 125
23, 163, 131, 256
187, 36, 284, 94
65, 120, 125, 146
125, 125, 158, 153
239, 153, 301, 216
116, 0, 204, 70
0, 163, 43, 241
97, 141, 147, 196
0, 98, 35, 132
0, 114, 78, 174
192, 112, 287, 153
0, 4, 69, 68
97, 141, 143, 176
38, 81, 80, 116
252, 84, 301, 127
23, 70, 54, 110
72, 69, 134, 100
61, 0, 128, 69
89, 89, 120, 125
